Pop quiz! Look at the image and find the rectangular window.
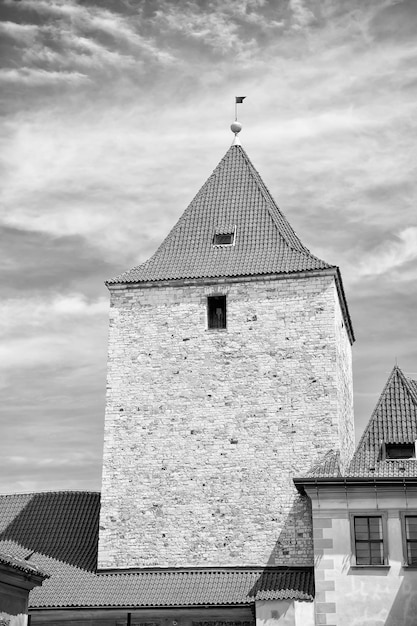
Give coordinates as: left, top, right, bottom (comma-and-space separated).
400, 512, 417, 566
350, 513, 388, 566
213, 232, 234, 245
207, 295, 226, 329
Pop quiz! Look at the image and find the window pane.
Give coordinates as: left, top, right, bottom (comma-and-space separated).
369, 530, 382, 540
355, 518, 369, 528
406, 517, 417, 539
356, 545, 371, 558
407, 543, 417, 565
370, 543, 383, 564
368, 518, 382, 535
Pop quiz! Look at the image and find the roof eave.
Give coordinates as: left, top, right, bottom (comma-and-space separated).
294, 475, 417, 493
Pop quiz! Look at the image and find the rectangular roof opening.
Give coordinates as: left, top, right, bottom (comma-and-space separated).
383, 443, 416, 460
213, 232, 234, 246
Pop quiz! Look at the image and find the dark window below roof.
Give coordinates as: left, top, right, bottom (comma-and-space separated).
384, 443, 415, 460
207, 295, 226, 329
213, 233, 234, 245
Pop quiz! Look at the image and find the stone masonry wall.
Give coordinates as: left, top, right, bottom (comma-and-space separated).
98, 273, 354, 569
334, 288, 355, 472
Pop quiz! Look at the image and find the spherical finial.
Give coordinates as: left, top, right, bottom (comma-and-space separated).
230, 121, 242, 134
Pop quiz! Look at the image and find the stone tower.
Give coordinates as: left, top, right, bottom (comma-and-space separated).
98, 134, 355, 571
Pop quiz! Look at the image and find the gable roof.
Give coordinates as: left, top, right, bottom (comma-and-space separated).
107, 144, 332, 285
0, 491, 313, 609
347, 365, 417, 477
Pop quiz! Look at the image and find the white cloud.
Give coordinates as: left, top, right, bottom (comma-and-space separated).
0, 293, 109, 369
289, 0, 316, 31
0, 294, 108, 333
7, 0, 174, 64
0, 20, 39, 42
0, 67, 89, 84
358, 227, 417, 277
22, 32, 137, 70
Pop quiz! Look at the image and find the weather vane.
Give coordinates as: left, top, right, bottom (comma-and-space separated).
231, 96, 246, 142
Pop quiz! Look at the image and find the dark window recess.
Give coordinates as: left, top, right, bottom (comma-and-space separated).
208, 296, 226, 329
213, 233, 234, 245
384, 443, 415, 459
354, 516, 384, 565
404, 516, 417, 565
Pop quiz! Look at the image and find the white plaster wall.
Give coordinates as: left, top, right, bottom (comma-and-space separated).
0, 613, 27, 626
255, 600, 314, 626
256, 599, 295, 626
309, 485, 417, 626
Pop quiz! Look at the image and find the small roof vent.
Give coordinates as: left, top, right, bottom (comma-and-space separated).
213, 230, 235, 246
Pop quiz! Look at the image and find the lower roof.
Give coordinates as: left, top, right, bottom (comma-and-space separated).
0, 491, 313, 609
0, 550, 49, 580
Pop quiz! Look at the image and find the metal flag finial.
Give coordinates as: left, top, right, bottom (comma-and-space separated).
231, 97, 246, 144
234, 96, 246, 121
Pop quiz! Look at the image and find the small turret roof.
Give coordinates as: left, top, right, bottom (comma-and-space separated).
347, 365, 417, 477
107, 144, 333, 285
299, 366, 417, 481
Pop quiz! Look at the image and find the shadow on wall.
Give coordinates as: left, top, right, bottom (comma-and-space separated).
384, 571, 417, 626
266, 493, 314, 566
0, 492, 100, 571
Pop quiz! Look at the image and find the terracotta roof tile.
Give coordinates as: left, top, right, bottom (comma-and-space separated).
0, 551, 49, 579
107, 145, 332, 285
295, 366, 417, 482
306, 450, 342, 478
0, 492, 313, 608
347, 366, 417, 477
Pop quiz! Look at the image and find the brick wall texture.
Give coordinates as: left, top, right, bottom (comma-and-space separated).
98, 273, 354, 569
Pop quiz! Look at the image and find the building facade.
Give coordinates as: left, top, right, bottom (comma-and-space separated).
295, 365, 417, 626
98, 138, 355, 574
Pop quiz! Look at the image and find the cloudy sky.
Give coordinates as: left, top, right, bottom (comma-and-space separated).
1, 0, 416, 494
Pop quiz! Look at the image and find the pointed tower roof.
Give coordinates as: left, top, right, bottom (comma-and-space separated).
108, 144, 333, 284
107, 141, 354, 341
348, 365, 417, 477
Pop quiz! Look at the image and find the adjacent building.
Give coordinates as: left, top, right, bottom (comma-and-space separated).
295, 365, 417, 626
0, 551, 48, 626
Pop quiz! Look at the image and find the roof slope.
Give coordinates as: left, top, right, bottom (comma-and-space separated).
0, 491, 313, 608
108, 145, 332, 285
305, 450, 342, 478
0, 551, 49, 579
347, 365, 417, 477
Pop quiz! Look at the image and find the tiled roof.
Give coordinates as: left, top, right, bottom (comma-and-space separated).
107, 145, 332, 285
347, 366, 417, 477
305, 450, 342, 478
0, 551, 49, 579
294, 366, 417, 485
0, 491, 313, 608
